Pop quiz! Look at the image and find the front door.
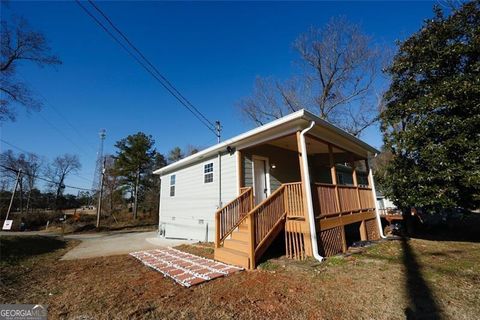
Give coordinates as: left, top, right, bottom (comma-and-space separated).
252, 156, 270, 204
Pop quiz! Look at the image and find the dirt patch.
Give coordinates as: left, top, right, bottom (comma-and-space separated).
1, 236, 479, 319
175, 242, 215, 259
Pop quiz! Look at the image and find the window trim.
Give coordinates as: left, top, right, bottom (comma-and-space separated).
203, 162, 214, 184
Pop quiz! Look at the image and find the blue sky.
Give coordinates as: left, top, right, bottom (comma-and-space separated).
1, 1, 437, 193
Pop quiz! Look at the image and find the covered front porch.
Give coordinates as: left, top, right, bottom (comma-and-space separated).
215, 122, 381, 269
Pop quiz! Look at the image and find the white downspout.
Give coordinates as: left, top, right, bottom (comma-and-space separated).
300, 121, 324, 262
368, 153, 387, 239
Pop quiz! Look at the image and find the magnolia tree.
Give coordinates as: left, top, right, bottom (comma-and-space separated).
379, 2, 480, 213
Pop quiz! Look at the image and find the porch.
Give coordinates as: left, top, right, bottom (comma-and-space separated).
215, 129, 381, 269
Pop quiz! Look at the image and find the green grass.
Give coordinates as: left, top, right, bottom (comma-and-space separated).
258, 260, 280, 271
324, 255, 347, 267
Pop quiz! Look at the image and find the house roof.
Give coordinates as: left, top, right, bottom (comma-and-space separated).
154, 109, 380, 175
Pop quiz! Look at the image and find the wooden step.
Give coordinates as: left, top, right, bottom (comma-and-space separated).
223, 238, 249, 252
231, 230, 249, 242
214, 247, 250, 269
238, 222, 248, 231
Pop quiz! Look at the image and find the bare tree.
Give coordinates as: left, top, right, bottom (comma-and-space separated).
45, 154, 81, 202
0, 150, 27, 212
239, 17, 388, 136
1, 17, 61, 121
185, 144, 202, 156
22, 153, 42, 213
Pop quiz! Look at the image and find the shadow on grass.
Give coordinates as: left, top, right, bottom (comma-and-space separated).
0, 235, 67, 264
408, 212, 480, 243
401, 237, 442, 319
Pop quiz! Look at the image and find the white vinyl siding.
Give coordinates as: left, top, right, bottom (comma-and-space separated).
159, 152, 237, 242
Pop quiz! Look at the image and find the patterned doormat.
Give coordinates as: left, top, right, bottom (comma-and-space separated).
130, 248, 243, 287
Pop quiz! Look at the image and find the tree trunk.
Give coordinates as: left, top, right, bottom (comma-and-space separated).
55, 176, 65, 211
109, 188, 113, 213
402, 207, 415, 236
26, 190, 31, 214
133, 169, 140, 220
19, 178, 24, 214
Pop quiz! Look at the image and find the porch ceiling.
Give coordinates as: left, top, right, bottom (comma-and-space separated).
267, 134, 344, 155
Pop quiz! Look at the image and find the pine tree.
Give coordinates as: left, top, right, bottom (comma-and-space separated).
114, 132, 156, 219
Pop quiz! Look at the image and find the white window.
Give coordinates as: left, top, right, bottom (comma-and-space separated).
204, 162, 214, 183
169, 175, 176, 197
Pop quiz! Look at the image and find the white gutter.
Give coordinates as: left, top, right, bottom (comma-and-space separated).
300, 121, 324, 262
368, 153, 387, 239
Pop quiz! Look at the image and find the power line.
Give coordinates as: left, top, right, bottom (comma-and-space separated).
75, 0, 219, 137
0, 164, 94, 192
0, 138, 94, 184
86, 0, 216, 130
16, 73, 97, 153
0, 139, 30, 154
36, 112, 92, 157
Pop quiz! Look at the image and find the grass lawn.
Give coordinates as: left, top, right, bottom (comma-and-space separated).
1, 235, 479, 319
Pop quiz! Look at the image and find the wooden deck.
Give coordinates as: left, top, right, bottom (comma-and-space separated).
214, 181, 380, 269
214, 130, 381, 269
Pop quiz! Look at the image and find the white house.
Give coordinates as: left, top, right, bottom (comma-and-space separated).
154, 109, 383, 269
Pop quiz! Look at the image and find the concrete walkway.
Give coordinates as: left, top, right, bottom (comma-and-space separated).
61, 231, 193, 260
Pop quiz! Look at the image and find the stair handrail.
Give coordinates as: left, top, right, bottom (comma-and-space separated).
215, 187, 253, 247
247, 184, 287, 268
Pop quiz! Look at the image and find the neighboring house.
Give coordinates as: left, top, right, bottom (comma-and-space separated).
376, 191, 397, 213
154, 109, 383, 269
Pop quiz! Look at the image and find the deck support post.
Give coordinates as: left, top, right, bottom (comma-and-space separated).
328, 144, 342, 212
350, 155, 362, 210
329, 144, 347, 253
351, 156, 367, 241
360, 220, 368, 241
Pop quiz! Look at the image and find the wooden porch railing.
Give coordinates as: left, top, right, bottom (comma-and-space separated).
314, 183, 375, 218
215, 182, 304, 268
284, 182, 305, 218
358, 187, 374, 208
247, 182, 304, 268
215, 187, 253, 247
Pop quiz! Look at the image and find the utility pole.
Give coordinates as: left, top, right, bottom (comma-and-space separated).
96, 157, 106, 228
216, 121, 222, 208
5, 169, 21, 221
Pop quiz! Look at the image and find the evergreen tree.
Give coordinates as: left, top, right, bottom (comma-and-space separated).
114, 132, 156, 219
380, 2, 480, 212
167, 147, 184, 164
